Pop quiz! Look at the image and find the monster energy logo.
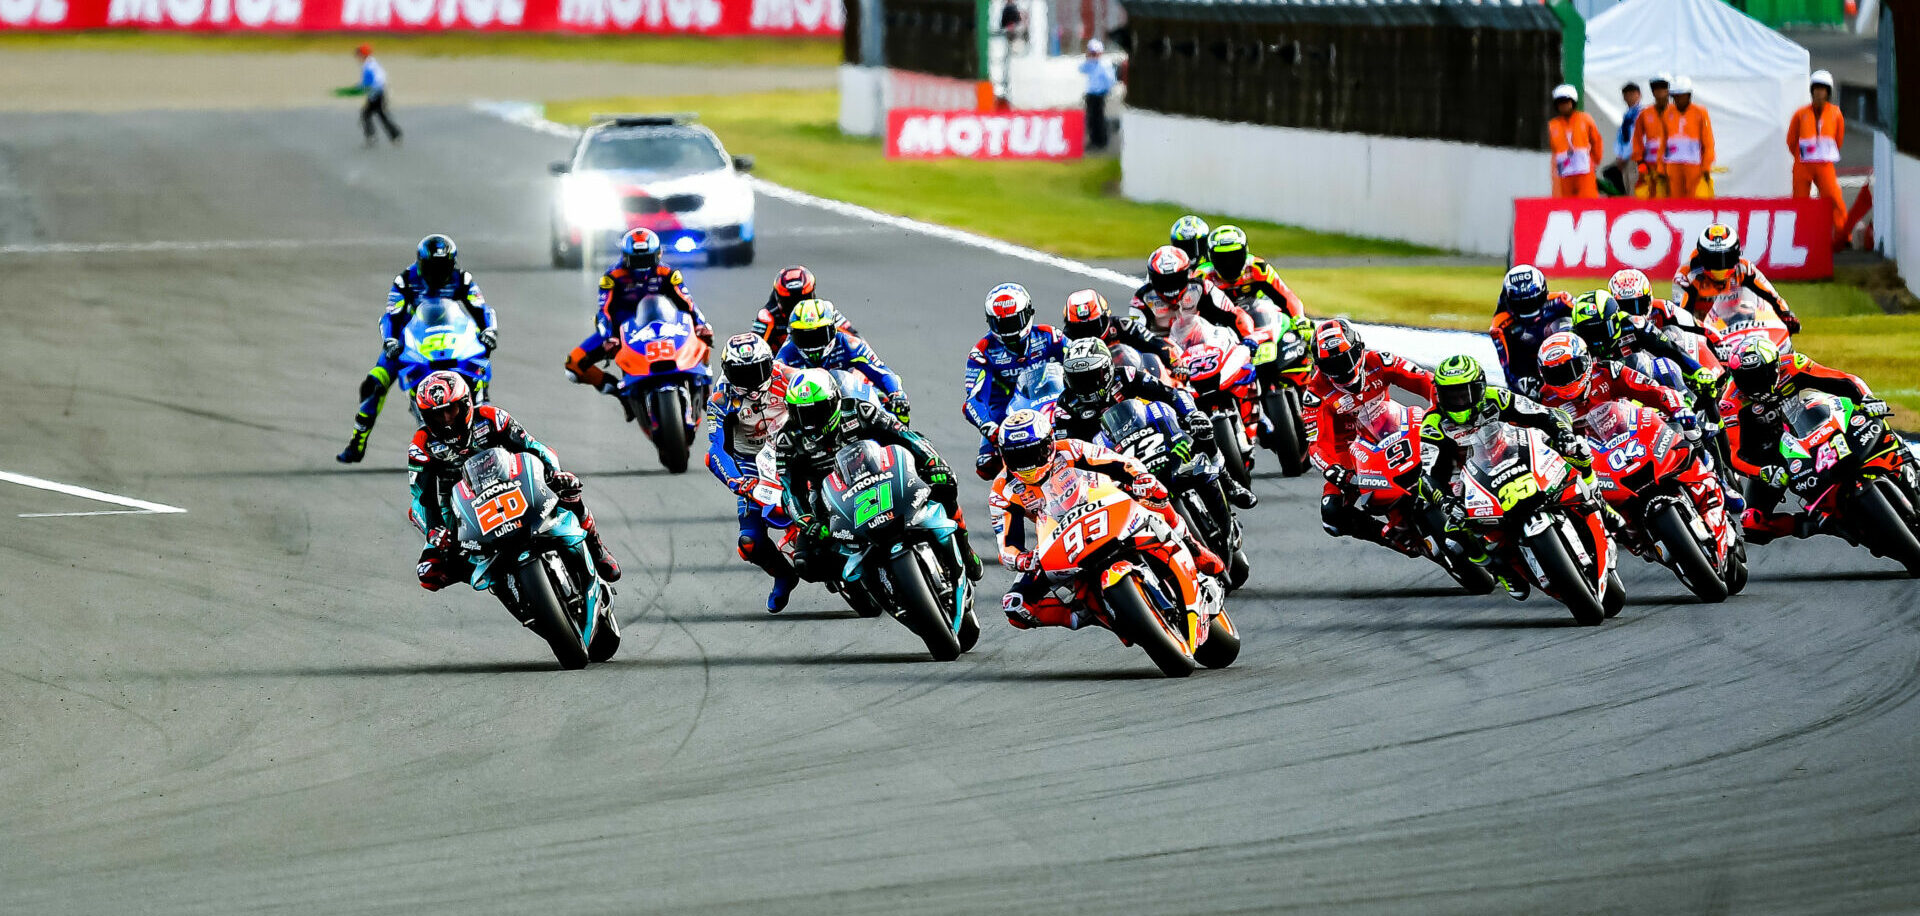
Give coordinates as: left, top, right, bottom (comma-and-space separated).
1172, 440, 1192, 460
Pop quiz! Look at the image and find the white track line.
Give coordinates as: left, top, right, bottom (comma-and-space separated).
473, 102, 1502, 376
1, 470, 186, 518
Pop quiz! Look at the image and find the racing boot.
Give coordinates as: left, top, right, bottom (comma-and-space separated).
1223, 476, 1259, 510
337, 425, 371, 464
1184, 534, 1227, 576
566, 505, 622, 582
766, 574, 798, 613
1740, 508, 1798, 545
956, 527, 985, 582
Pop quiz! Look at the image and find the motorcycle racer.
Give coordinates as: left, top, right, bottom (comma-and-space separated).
1723, 338, 1889, 543
1169, 214, 1211, 267
988, 409, 1225, 630
1304, 320, 1438, 549
704, 335, 800, 612
772, 369, 983, 583
1609, 268, 1700, 335
597, 227, 711, 337
1200, 225, 1307, 321
1567, 290, 1711, 392
1060, 288, 1182, 372
1673, 223, 1802, 334
1053, 338, 1258, 509
964, 283, 1068, 478
775, 299, 911, 423
751, 265, 855, 352
1536, 332, 1692, 421
1130, 246, 1257, 343
1422, 354, 1604, 598
1489, 264, 1574, 398
407, 371, 621, 590
339, 233, 497, 463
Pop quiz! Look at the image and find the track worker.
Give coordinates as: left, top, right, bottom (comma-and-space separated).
1787, 69, 1848, 247
1548, 84, 1604, 199
1608, 81, 1644, 194
1080, 39, 1117, 152
337, 44, 402, 148
1631, 74, 1673, 198
1663, 77, 1715, 198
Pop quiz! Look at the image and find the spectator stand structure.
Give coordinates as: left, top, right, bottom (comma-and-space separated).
1117, 0, 1562, 256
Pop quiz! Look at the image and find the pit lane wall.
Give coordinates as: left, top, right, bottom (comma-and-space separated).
1897, 149, 1920, 301
1120, 109, 1549, 258
0, 0, 842, 33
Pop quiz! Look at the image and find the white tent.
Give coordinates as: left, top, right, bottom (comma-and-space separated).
1583, 0, 1809, 197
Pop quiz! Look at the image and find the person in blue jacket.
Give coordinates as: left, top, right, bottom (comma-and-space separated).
964, 282, 1068, 478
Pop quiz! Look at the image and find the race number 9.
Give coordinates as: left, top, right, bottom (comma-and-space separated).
475, 490, 528, 534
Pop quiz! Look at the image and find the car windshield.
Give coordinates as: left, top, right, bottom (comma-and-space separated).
579, 131, 725, 176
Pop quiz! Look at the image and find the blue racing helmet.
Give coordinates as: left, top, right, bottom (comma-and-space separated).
621, 228, 662, 272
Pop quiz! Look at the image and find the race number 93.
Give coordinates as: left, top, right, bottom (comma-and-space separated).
1060, 510, 1111, 556
475, 490, 528, 534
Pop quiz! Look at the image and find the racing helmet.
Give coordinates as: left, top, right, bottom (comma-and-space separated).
415, 370, 474, 442
721, 334, 776, 392
621, 228, 663, 272
773, 266, 816, 310
997, 409, 1056, 485
784, 368, 842, 431
984, 283, 1035, 353
1061, 338, 1116, 408
1313, 318, 1367, 393
788, 299, 840, 364
1169, 215, 1211, 264
1537, 332, 1593, 402
1062, 288, 1113, 340
1501, 264, 1549, 319
1147, 246, 1192, 300
1433, 355, 1488, 425
415, 234, 458, 288
1569, 290, 1626, 355
1607, 269, 1654, 317
1207, 225, 1249, 281
1729, 337, 1784, 400
1696, 224, 1741, 279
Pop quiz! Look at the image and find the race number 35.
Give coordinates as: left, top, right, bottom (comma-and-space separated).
475, 490, 528, 533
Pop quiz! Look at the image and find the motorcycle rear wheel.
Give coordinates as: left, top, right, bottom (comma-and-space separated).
1191, 610, 1241, 669
646, 386, 691, 474
1262, 388, 1309, 477
1212, 414, 1253, 489
1103, 573, 1195, 677
1852, 482, 1920, 577
516, 558, 589, 669
1525, 524, 1605, 626
1650, 504, 1728, 603
889, 551, 961, 661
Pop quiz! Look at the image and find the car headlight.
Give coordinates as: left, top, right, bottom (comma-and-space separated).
700, 180, 755, 225
562, 176, 625, 230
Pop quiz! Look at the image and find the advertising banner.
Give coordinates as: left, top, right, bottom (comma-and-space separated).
0, 0, 841, 34
1512, 197, 1833, 281
885, 108, 1083, 160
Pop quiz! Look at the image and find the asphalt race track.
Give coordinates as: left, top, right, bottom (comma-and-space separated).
2, 106, 1918, 915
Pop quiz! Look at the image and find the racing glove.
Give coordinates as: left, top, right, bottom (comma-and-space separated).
1323, 464, 1352, 488
597, 379, 622, 396
382, 337, 403, 359
1780, 311, 1802, 335
1672, 409, 1703, 441
549, 471, 583, 500
924, 460, 954, 488
978, 421, 999, 442
1757, 464, 1790, 489
885, 392, 912, 424
1126, 476, 1168, 503
1009, 550, 1039, 572
426, 527, 458, 551
731, 476, 758, 497
696, 325, 715, 345
478, 328, 498, 354
1182, 411, 1215, 444
1002, 592, 1039, 629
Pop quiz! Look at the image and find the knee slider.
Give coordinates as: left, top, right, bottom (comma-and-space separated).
737, 535, 756, 560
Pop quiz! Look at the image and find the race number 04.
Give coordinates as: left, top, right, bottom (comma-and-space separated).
475, 490, 528, 533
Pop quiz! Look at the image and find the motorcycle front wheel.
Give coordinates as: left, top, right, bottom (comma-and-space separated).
1650, 503, 1728, 603
1103, 572, 1195, 677
1212, 414, 1253, 489
644, 386, 691, 474
516, 557, 590, 669
1191, 610, 1241, 669
1852, 481, 1920, 577
888, 550, 962, 661
1262, 387, 1309, 477
1524, 522, 1605, 626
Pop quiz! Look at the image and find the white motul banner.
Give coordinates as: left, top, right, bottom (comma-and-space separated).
1512, 198, 1833, 281
885, 109, 1084, 161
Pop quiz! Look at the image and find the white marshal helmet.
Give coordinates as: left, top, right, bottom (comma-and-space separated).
1672, 76, 1695, 95
1552, 84, 1578, 103
1811, 70, 1835, 91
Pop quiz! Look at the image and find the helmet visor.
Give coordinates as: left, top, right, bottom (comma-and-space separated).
1507, 291, 1545, 319
421, 401, 467, 441
791, 395, 837, 429
1063, 316, 1106, 340
724, 359, 773, 391
1317, 349, 1359, 387
1003, 440, 1052, 482
1699, 245, 1739, 273
419, 258, 455, 288
1150, 270, 1186, 297
790, 323, 834, 357
1436, 382, 1479, 421
988, 310, 1031, 339
1731, 365, 1774, 396
1063, 361, 1111, 397
1540, 354, 1588, 391
1615, 294, 1651, 316
624, 250, 659, 272
1211, 248, 1246, 280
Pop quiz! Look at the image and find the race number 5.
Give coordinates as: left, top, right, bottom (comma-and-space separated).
475, 490, 528, 533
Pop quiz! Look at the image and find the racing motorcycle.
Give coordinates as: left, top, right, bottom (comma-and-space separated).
1171, 316, 1260, 490
1030, 469, 1238, 677
452, 448, 621, 669
1098, 398, 1250, 589
1703, 290, 1794, 364
1457, 421, 1625, 625
1243, 295, 1313, 477
399, 297, 492, 422
1583, 401, 1744, 602
1769, 391, 1920, 576
609, 294, 712, 473
820, 440, 982, 659
1340, 399, 1496, 594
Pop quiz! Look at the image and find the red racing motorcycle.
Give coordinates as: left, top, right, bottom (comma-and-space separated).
1582, 400, 1746, 602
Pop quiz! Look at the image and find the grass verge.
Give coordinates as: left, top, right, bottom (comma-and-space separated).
546, 90, 1435, 259
0, 31, 840, 67
547, 89, 1918, 425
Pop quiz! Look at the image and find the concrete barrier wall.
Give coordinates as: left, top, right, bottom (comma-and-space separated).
1120, 109, 1552, 257
1897, 149, 1920, 300
839, 64, 883, 136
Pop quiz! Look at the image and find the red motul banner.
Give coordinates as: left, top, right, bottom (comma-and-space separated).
1512, 197, 1833, 281
0, 0, 841, 33
886, 109, 1084, 161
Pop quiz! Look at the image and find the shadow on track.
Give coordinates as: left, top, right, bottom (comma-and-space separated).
1751, 568, 1912, 583
963, 668, 1166, 682
663, 609, 856, 623
124, 651, 935, 680
1236, 584, 1469, 602
1293, 617, 1579, 632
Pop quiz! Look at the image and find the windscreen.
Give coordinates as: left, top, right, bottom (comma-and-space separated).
1101, 399, 1156, 443
1014, 362, 1064, 402
1354, 398, 1404, 444
1467, 423, 1529, 477
1781, 392, 1839, 441
834, 440, 890, 487
405, 299, 478, 352
580, 131, 725, 176
1583, 401, 1639, 444
634, 295, 687, 328
462, 449, 510, 492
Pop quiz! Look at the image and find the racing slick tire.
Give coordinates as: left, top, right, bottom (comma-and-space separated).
587, 606, 622, 663
1725, 538, 1750, 595
889, 551, 961, 661
645, 387, 692, 474
1602, 570, 1627, 619
517, 558, 589, 670
1650, 504, 1729, 603
1212, 414, 1254, 489
1525, 525, 1605, 626
1263, 388, 1309, 478
1191, 610, 1241, 670
1104, 573, 1195, 678
1853, 482, 1920, 577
